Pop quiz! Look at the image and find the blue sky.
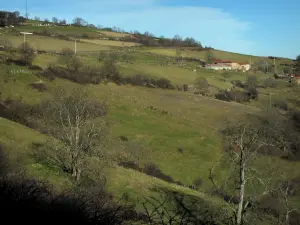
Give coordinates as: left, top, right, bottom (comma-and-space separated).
2, 0, 300, 58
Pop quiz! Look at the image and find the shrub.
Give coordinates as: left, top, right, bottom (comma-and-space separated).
28, 65, 43, 71
101, 59, 121, 84
264, 77, 277, 88
119, 136, 129, 142
215, 90, 250, 103
246, 75, 258, 88
193, 178, 203, 190
119, 161, 141, 171
215, 90, 230, 102
228, 90, 250, 102
18, 41, 35, 66
194, 78, 209, 95
246, 87, 258, 100
67, 56, 83, 72
29, 82, 47, 92
178, 147, 184, 153
0, 176, 138, 225
155, 78, 172, 89
0, 98, 34, 128
183, 84, 188, 92
143, 163, 175, 183
231, 80, 244, 88
273, 100, 288, 111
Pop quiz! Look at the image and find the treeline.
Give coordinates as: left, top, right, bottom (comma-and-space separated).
119, 33, 205, 48
0, 11, 26, 27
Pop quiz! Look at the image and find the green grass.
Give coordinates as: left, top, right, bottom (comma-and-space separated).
118, 62, 233, 88
138, 47, 293, 65
80, 39, 139, 47
0, 28, 299, 223
4, 34, 114, 52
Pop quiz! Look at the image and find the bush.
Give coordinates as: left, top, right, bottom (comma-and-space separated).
18, 41, 36, 66
264, 77, 277, 88
0, 98, 34, 127
156, 78, 172, 89
246, 87, 258, 100
119, 161, 141, 172
231, 80, 244, 88
194, 78, 209, 95
143, 163, 175, 183
193, 178, 203, 190
29, 82, 47, 92
119, 136, 129, 142
215, 90, 250, 103
0, 176, 138, 225
246, 75, 258, 88
183, 84, 188, 92
215, 90, 230, 102
273, 100, 288, 111
67, 56, 83, 72
28, 65, 43, 71
229, 90, 250, 102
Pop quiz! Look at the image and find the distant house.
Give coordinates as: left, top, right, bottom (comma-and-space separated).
206, 64, 232, 70
295, 75, 300, 84
238, 62, 251, 72
206, 60, 251, 72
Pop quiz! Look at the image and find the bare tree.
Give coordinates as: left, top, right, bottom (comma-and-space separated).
35, 87, 108, 182
58, 47, 75, 65
59, 19, 67, 25
194, 78, 209, 96
73, 17, 87, 26
52, 17, 58, 24
206, 50, 216, 64
211, 111, 291, 225
67, 55, 83, 72
273, 180, 299, 225
18, 41, 35, 66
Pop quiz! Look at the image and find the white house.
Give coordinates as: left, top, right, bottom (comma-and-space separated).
206, 60, 251, 72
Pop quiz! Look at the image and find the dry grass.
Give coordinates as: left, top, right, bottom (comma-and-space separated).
97, 31, 132, 38
80, 39, 139, 47
7, 35, 113, 52
139, 48, 293, 64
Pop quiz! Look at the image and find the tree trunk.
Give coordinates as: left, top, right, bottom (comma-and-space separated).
236, 154, 246, 225
285, 210, 290, 225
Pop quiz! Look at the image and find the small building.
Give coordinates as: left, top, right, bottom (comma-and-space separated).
206, 64, 232, 70
238, 62, 251, 72
206, 59, 251, 72
295, 75, 300, 84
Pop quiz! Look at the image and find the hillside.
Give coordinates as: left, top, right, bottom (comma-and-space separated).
0, 18, 300, 224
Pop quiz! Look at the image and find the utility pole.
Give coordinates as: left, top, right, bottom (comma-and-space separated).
20, 32, 32, 66
274, 57, 277, 74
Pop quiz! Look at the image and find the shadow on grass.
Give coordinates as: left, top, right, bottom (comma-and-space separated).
141, 187, 234, 225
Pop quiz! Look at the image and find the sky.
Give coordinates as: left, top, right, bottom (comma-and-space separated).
2, 0, 300, 59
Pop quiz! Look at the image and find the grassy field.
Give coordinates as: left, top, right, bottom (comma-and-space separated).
80, 38, 139, 47
138, 47, 293, 65
96, 30, 132, 38
4, 34, 114, 52
1, 25, 299, 223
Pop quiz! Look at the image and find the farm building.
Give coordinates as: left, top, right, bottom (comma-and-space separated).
206, 60, 251, 72
294, 75, 300, 84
